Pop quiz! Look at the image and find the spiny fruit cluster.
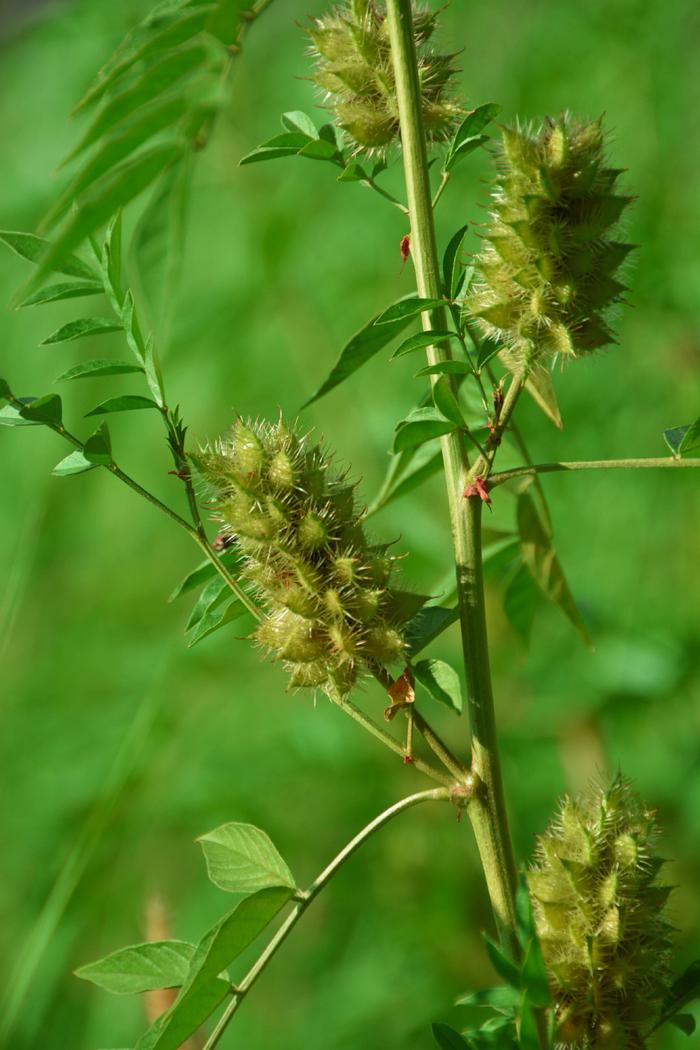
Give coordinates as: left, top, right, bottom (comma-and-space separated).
529, 777, 673, 1048
196, 417, 423, 696
307, 0, 461, 151
467, 114, 634, 371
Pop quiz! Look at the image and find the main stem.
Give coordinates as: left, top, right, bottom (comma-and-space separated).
385, 0, 519, 955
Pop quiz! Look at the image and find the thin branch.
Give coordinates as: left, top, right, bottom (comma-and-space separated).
489, 456, 700, 489
202, 787, 455, 1050
330, 693, 453, 787
431, 169, 451, 210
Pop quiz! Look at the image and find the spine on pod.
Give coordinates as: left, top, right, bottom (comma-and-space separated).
195, 417, 425, 697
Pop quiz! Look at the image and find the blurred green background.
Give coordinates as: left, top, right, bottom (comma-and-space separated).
1, 0, 699, 1047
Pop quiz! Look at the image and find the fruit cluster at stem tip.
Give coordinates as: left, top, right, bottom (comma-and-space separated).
194, 417, 426, 697
307, 0, 462, 153
466, 113, 634, 374
529, 776, 673, 1049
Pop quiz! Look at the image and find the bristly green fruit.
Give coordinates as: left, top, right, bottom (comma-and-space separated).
307, 0, 462, 153
466, 114, 634, 373
529, 776, 673, 1048
195, 417, 424, 696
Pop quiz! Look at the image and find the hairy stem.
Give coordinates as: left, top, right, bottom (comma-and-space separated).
489, 456, 700, 488
385, 0, 519, 954
202, 787, 454, 1050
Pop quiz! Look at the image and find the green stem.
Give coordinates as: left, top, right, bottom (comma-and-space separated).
362, 176, 410, 214
385, 0, 520, 955
330, 694, 453, 787
202, 787, 453, 1050
489, 456, 700, 488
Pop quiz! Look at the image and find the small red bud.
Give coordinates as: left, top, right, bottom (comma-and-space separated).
463, 476, 492, 506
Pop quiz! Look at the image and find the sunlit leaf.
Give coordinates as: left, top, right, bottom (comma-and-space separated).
52, 450, 98, 476
376, 297, 448, 326
19, 280, 103, 307
413, 659, 463, 713
391, 330, 458, 359
41, 317, 122, 346
393, 407, 456, 453
56, 359, 144, 382
280, 111, 318, 137
75, 941, 195, 995
302, 297, 416, 407
85, 395, 158, 416
197, 823, 295, 894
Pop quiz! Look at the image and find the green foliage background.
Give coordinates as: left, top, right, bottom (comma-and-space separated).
1, 0, 699, 1047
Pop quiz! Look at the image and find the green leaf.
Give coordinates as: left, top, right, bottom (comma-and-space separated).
337, 161, 369, 183
52, 450, 98, 477
517, 995, 541, 1050
442, 224, 470, 299
0, 377, 10, 404
280, 111, 318, 137
298, 138, 340, 161
484, 937, 521, 989
413, 659, 463, 713
0, 397, 42, 427
64, 45, 208, 163
393, 407, 456, 453
25, 144, 183, 295
186, 595, 247, 647
143, 336, 167, 407
74, 7, 213, 113
405, 605, 460, 658
455, 986, 519, 1014
390, 329, 458, 359
0, 230, 98, 280
41, 317, 122, 346
433, 376, 466, 426
367, 441, 443, 515
19, 280, 103, 307
444, 135, 490, 173
475, 337, 502, 372
503, 561, 540, 645
136, 887, 293, 1050
517, 490, 590, 645
83, 422, 113, 465
197, 823, 295, 894
432, 1024, 471, 1049
85, 395, 158, 417
239, 132, 313, 166
44, 96, 189, 231
669, 1014, 696, 1036
19, 394, 62, 426
168, 551, 240, 602
185, 576, 230, 631
664, 417, 700, 457
521, 939, 551, 1008
75, 940, 195, 995
445, 103, 501, 169
375, 296, 449, 326
56, 359, 144, 382
664, 959, 700, 1017
415, 361, 473, 378
302, 298, 415, 407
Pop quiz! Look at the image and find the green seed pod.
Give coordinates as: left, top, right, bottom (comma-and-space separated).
307, 1, 461, 154
528, 776, 673, 1048
197, 416, 426, 697
466, 114, 634, 374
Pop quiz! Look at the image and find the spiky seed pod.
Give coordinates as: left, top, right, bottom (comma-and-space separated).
307, 0, 462, 153
195, 417, 425, 696
466, 114, 634, 373
528, 777, 673, 1049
